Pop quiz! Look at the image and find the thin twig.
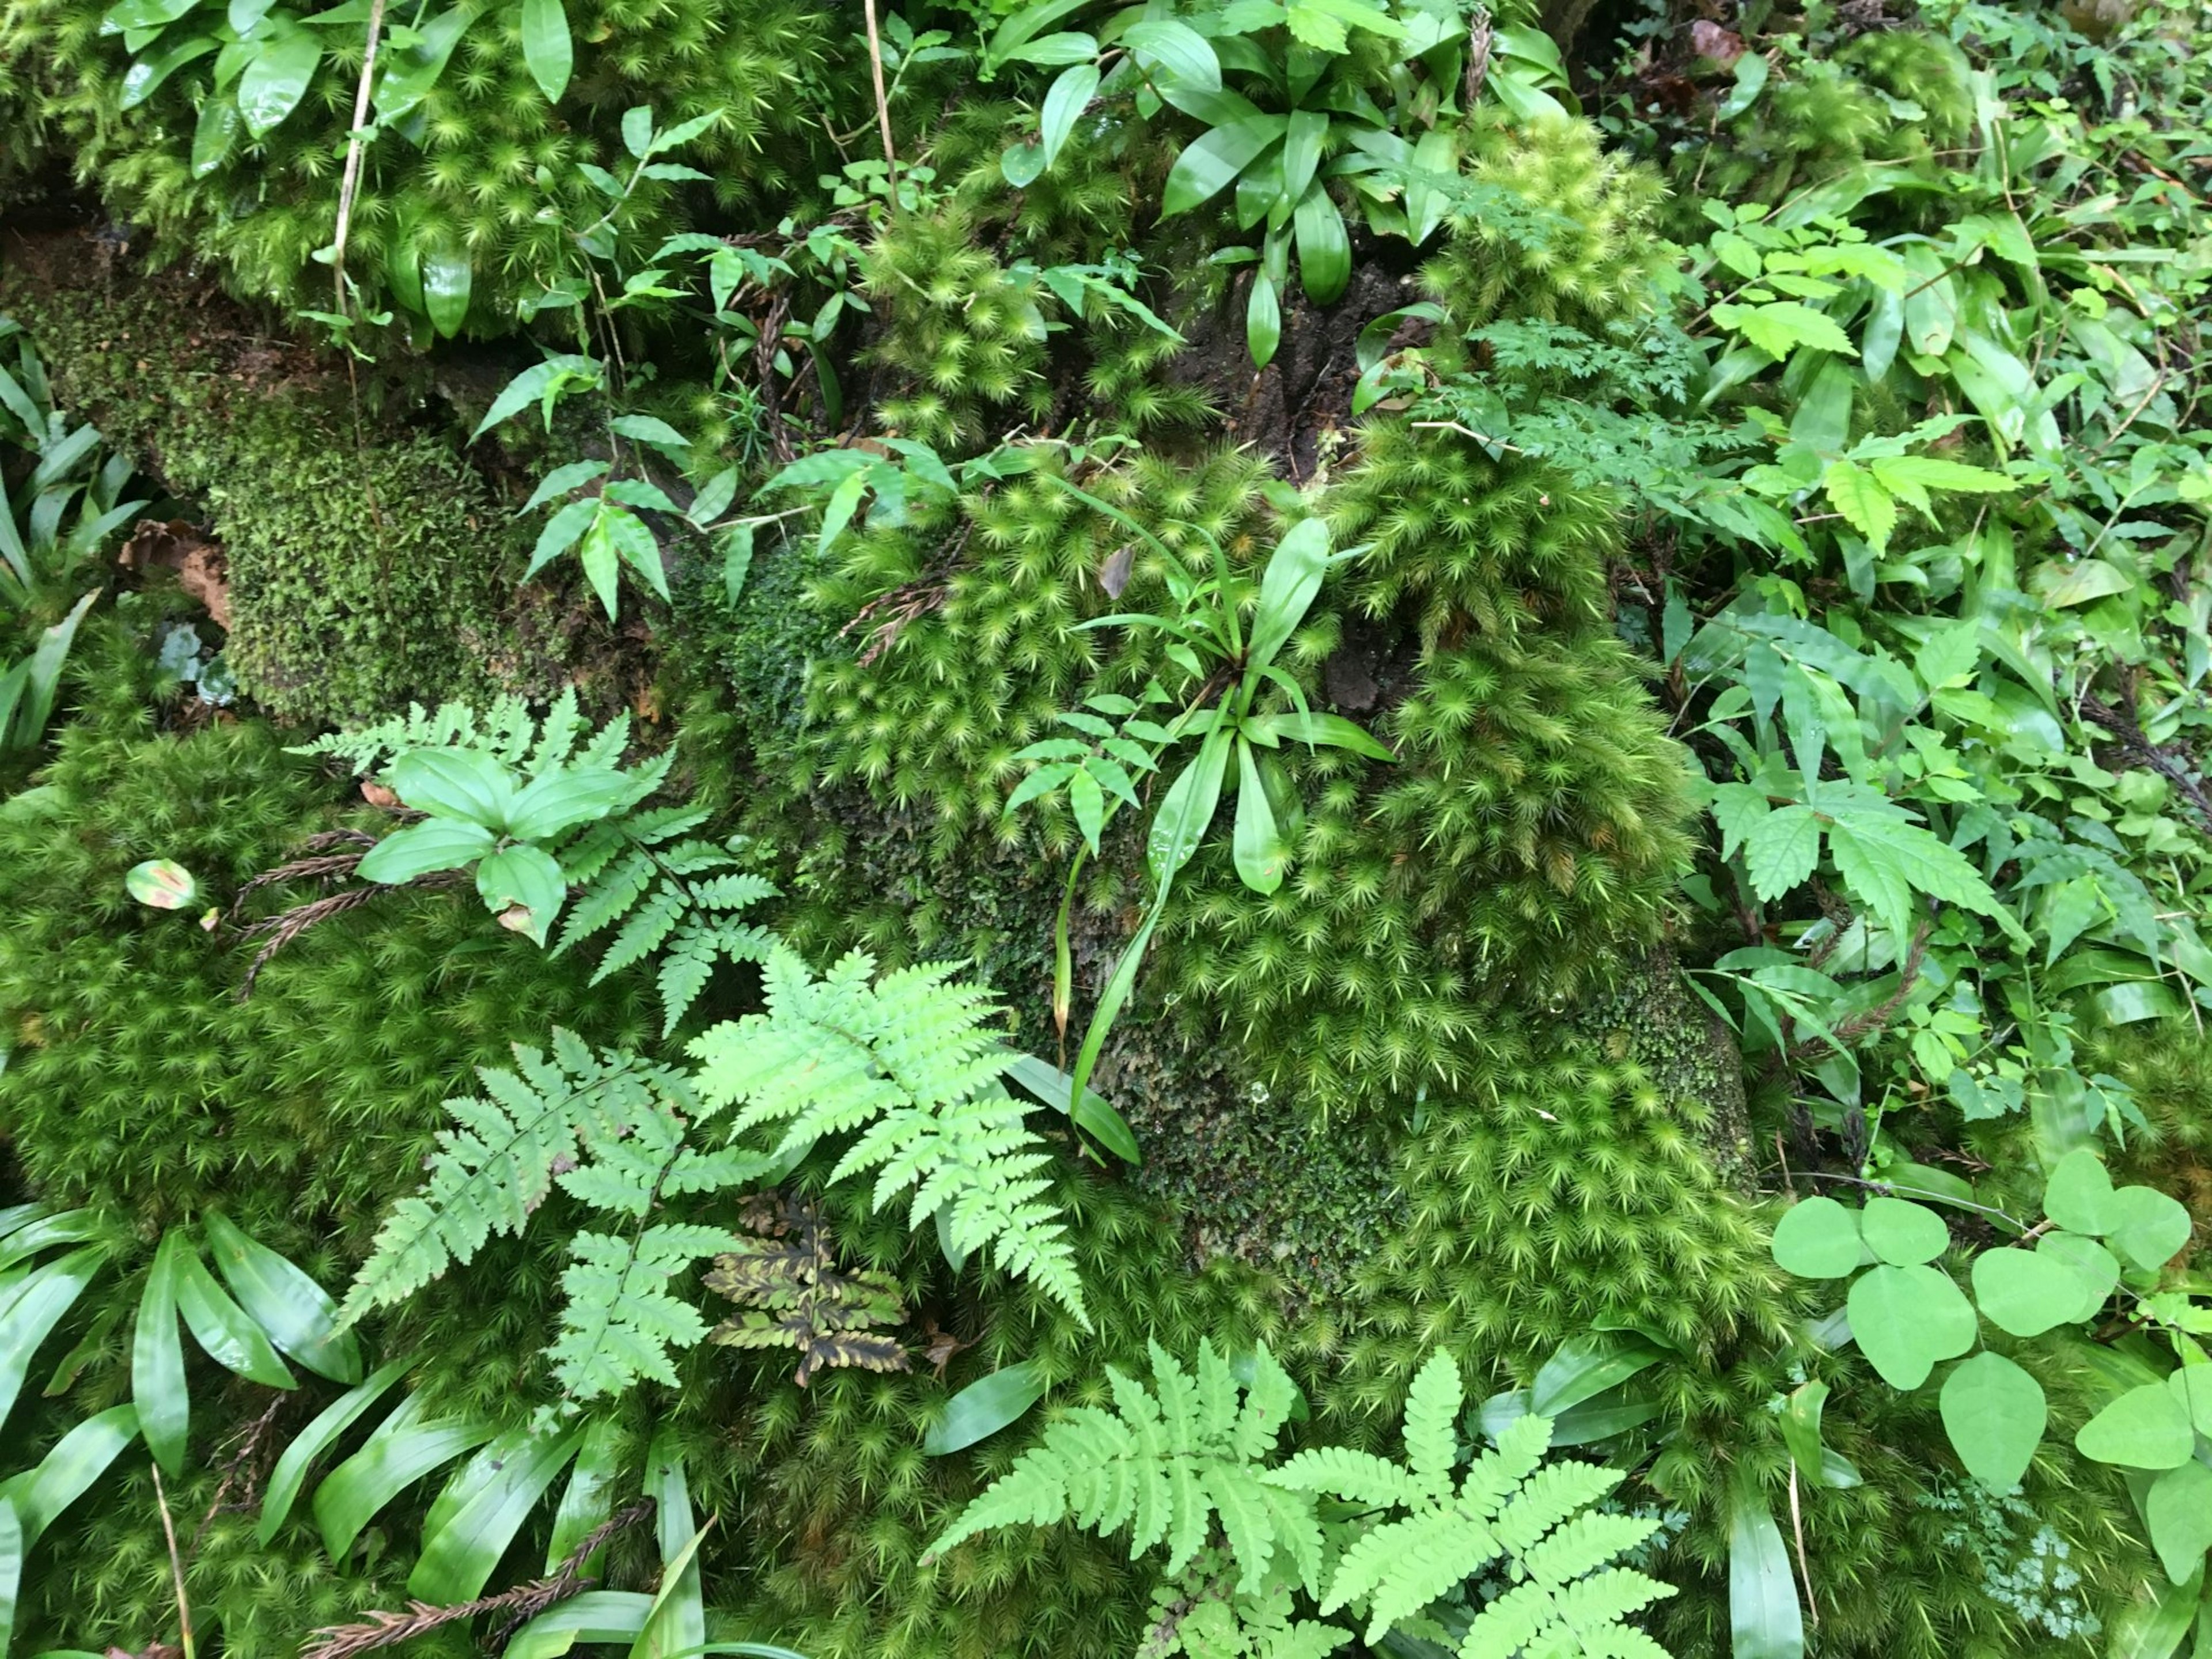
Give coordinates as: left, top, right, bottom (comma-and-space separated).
1787, 1461, 1819, 1629
150, 1462, 197, 1659
861, 0, 897, 177
1410, 419, 1528, 453
329, 0, 391, 317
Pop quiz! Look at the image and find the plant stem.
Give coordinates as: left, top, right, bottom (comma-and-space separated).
862, 0, 897, 179
331, 0, 389, 317
151, 1460, 197, 1659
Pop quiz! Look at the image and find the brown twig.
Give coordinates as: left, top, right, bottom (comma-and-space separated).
194, 1397, 288, 1539
299, 1502, 653, 1659
2080, 692, 2212, 836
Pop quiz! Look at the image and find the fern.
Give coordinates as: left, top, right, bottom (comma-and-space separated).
689, 946, 1089, 1327
1142, 1554, 1350, 1659
343, 1028, 772, 1416
555, 806, 779, 1035
1270, 1351, 1676, 1654
293, 687, 643, 780
704, 1191, 910, 1385
926, 1340, 1313, 1590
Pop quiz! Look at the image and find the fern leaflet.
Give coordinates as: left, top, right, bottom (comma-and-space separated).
691, 946, 1086, 1325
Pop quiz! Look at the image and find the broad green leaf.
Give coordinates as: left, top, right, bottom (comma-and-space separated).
2075, 1382, 2194, 1471
0, 1247, 108, 1437
1846, 1263, 1975, 1389
1231, 738, 1289, 895
123, 859, 196, 910
1821, 460, 1897, 556
9, 1403, 138, 1544
1825, 810, 2001, 940
925, 1358, 1050, 1455
1770, 1195, 1861, 1279
1728, 1478, 1804, 1659
389, 747, 515, 827
191, 94, 242, 175
476, 844, 567, 944
1246, 270, 1281, 369
0, 1213, 99, 1274
518, 0, 571, 100
1145, 715, 1232, 885
577, 509, 625, 617
1067, 762, 1105, 854
1858, 1197, 1949, 1267
544, 1417, 623, 1573
175, 1246, 294, 1388
202, 1212, 361, 1383
505, 766, 632, 843
120, 33, 218, 107
1246, 518, 1332, 676
1246, 710, 1392, 760
1292, 184, 1350, 306
529, 497, 600, 579
236, 19, 318, 136
2108, 1184, 2194, 1272
356, 817, 497, 884
1528, 1332, 1662, 1418
408, 1427, 582, 1603
315, 1395, 493, 1557
474, 355, 601, 440
1002, 1054, 1142, 1164
1971, 1248, 2086, 1338
1123, 17, 1216, 86
507, 1592, 655, 1659
375, 4, 476, 120
1777, 1379, 1858, 1487
1712, 300, 1856, 360
421, 243, 473, 338
2037, 1233, 2120, 1323
1939, 1351, 2044, 1491
2147, 1461, 2212, 1585
1743, 806, 1819, 900
2044, 1149, 2120, 1236
1162, 115, 1287, 217
256, 1357, 411, 1545
633, 1429, 706, 1659
1038, 62, 1098, 170
132, 1231, 189, 1476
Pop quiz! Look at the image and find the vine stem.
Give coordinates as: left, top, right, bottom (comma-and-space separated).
331, 0, 389, 317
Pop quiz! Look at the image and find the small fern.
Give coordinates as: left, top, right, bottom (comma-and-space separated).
1270, 1352, 1676, 1656
555, 806, 779, 1035
342, 1028, 773, 1416
926, 1340, 1315, 1589
293, 687, 646, 781
932, 1344, 1677, 1659
689, 946, 1090, 1328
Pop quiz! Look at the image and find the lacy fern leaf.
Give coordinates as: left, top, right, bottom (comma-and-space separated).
555, 808, 779, 1034
1270, 1352, 1675, 1653
690, 946, 1088, 1326
544, 1222, 736, 1411
925, 1340, 1310, 1592
294, 687, 643, 779
341, 1031, 684, 1321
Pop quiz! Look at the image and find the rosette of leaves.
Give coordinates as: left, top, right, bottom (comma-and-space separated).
1771, 1153, 2210, 1582
703, 1191, 910, 1385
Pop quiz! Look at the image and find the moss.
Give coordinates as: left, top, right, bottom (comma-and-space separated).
1574, 949, 1754, 1181
0, 0, 836, 328
1, 270, 540, 725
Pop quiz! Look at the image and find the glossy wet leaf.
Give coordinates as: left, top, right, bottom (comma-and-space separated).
132, 1230, 189, 1476
202, 1211, 361, 1382
925, 1358, 1050, 1455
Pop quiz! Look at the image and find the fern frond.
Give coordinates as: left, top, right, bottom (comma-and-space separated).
1266, 1447, 1424, 1509
926, 1340, 1308, 1582
1402, 1349, 1465, 1499
292, 690, 548, 773
1520, 1513, 1664, 1586
544, 1222, 733, 1407
1491, 1463, 1627, 1555
342, 1032, 677, 1321
691, 948, 1088, 1323
1456, 1566, 1675, 1659
1321, 1513, 1501, 1641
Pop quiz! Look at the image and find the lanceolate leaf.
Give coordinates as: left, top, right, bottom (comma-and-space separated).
0, 1246, 108, 1437
544, 1416, 623, 1573
1038, 62, 1098, 170
1728, 1478, 1804, 1659
174, 1245, 296, 1389
257, 1357, 412, 1545
203, 1212, 362, 1384
408, 1427, 584, 1603
925, 1359, 1050, 1456
9, 1404, 140, 1544
518, 0, 572, 100
314, 1395, 494, 1558
633, 1429, 706, 1659
132, 1230, 190, 1477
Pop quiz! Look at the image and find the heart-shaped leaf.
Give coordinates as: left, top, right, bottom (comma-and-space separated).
1940, 1351, 2045, 1491
2168, 1366, 2212, 1437
1971, 1248, 2087, 1338
1847, 1263, 1976, 1389
2108, 1184, 2192, 1273
2037, 1233, 2120, 1323
1771, 1195, 1862, 1279
2146, 1460, 2212, 1584
2076, 1382, 2194, 1470
2044, 1149, 2120, 1236
1860, 1196, 1949, 1266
